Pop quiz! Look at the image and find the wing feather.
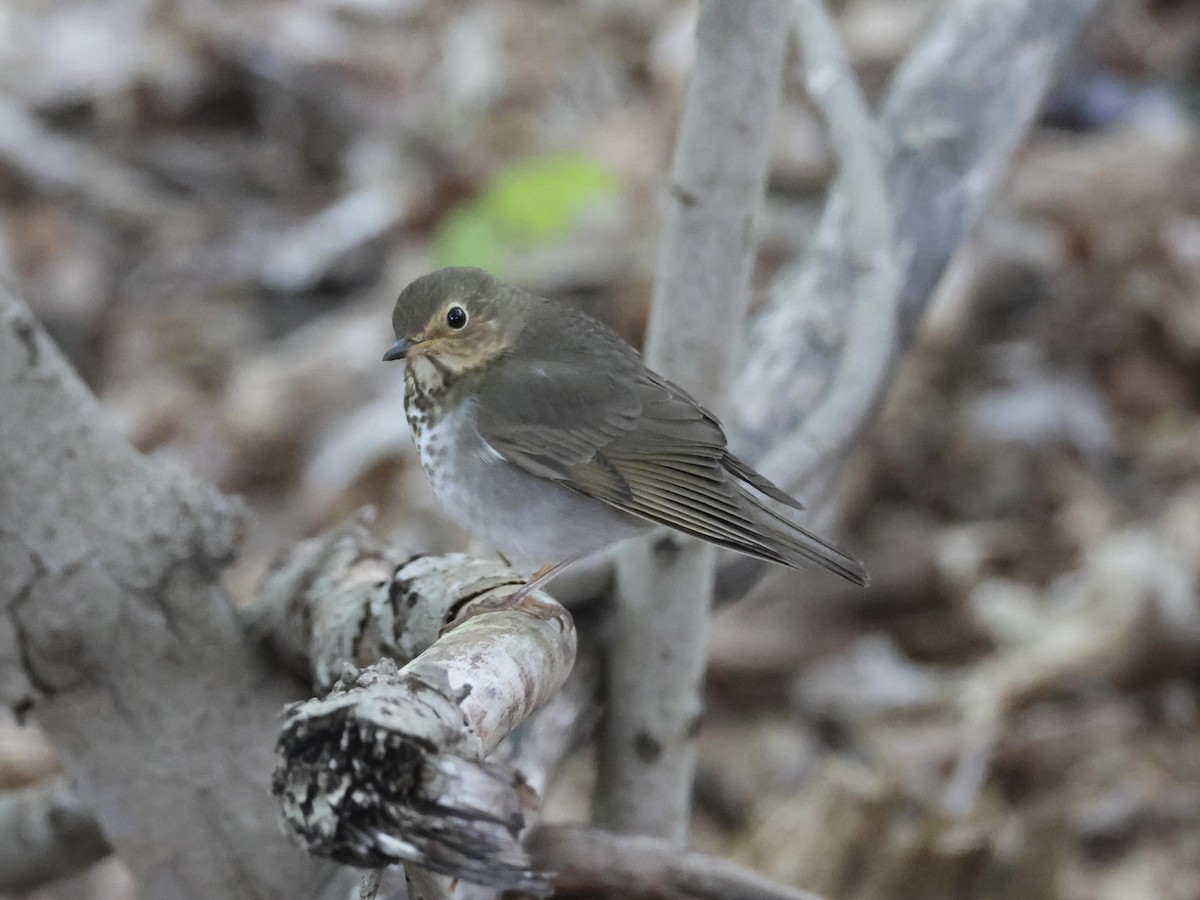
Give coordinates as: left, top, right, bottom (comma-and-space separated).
471, 303, 864, 583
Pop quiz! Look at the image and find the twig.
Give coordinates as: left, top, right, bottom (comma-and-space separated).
0, 776, 111, 893
598, 0, 791, 842
526, 824, 829, 900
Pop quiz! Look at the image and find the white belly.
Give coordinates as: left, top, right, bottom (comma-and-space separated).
407, 390, 647, 570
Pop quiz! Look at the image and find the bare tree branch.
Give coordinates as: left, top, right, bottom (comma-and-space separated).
526, 824, 829, 900
715, 0, 1102, 601
0, 776, 111, 893
749, 0, 896, 502
599, 0, 791, 842
267, 541, 576, 894
0, 287, 335, 899
0, 518, 593, 898
734, 0, 1102, 486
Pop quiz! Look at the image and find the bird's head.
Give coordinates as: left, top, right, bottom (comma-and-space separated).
383, 267, 525, 373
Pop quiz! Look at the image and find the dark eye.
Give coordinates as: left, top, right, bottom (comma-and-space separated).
446, 306, 468, 330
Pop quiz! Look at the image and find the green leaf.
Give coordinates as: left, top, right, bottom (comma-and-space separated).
482, 153, 616, 243
431, 206, 503, 272
432, 152, 617, 271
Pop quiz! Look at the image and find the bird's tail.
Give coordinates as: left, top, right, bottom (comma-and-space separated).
751, 506, 868, 585
732, 475, 868, 586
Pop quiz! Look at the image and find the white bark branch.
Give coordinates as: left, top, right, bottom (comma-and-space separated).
600, 0, 790, 842
266, 538, 577, 894
0, 286, 335, 898
527, 824, 829, 900
0, 776, 111, 892
247, 510, 547, 694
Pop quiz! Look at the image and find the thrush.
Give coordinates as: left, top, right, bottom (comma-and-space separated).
384, 267, 867, 599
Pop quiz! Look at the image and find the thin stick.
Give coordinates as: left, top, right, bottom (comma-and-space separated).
528, 824, 829, 900
599, 0, 791, 841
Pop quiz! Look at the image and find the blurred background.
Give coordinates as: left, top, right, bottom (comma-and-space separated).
1, 0, 1200, 898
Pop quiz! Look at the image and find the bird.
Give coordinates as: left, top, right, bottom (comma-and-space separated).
383, 267, 867, 601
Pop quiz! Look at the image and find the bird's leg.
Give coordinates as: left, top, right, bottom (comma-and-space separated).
442, 555, 583, 633
507, 554, 583, 604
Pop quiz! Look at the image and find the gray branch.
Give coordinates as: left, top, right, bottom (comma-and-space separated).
749, 0, 897, 502
0, 286, 335, 898
599, 0, 790, 842
714, 0, 1102, 600
734, 0, 1102, 482
547, 0, 1103, 609
0, 519, 592, 898
527, 824, 829, 900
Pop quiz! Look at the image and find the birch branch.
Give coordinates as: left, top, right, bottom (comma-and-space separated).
0, 286, 334, 898
246, 510, 547, 693
262, 532, 577, 894
274, 658, 549, 892
600, 0, 790, 842
527, 824, 829, 900
0, 776, 111, 893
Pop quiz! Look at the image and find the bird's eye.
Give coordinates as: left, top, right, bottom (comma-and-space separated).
446, 306, 468, 330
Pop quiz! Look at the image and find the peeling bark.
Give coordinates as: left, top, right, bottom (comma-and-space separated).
263, 530, 576, 894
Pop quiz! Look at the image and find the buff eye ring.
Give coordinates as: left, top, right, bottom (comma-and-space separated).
446, 306, 468, 330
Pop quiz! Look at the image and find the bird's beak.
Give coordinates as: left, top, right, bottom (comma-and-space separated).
382, 337, 416, 361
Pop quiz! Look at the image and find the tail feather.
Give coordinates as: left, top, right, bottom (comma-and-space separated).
737, 482, 869, 586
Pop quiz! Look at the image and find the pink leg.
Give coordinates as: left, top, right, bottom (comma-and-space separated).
442, 555, 584, 633
505, 555, 584, 605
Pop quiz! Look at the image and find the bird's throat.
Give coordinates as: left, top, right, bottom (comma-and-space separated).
406, 355, 453, 399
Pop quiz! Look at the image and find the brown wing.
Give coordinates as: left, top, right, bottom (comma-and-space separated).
473, 304, 867, 584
